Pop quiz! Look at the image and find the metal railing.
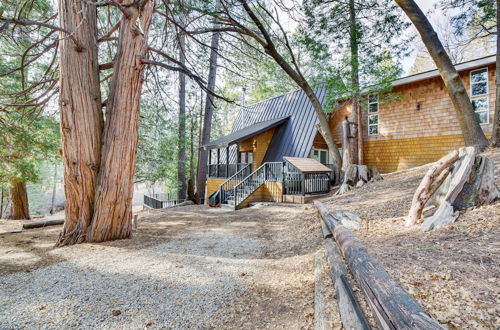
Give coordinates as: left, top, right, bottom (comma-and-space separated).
219, 163, 252, 205
144, 193, 185, 209
234, 162, 283, 206
324, 164, 337, 184
207, 163, 248, 178
284, 160, 332, 196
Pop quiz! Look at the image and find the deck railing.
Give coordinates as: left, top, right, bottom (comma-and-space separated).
219, 163, 252, 204
234, 162, 283, 206
144, 193, 185, 209
207, 163, 248, 178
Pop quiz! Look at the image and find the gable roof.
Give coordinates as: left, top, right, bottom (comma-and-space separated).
228, 87, 327, 163
203, 116, 289, 149
284, 157, 332, 173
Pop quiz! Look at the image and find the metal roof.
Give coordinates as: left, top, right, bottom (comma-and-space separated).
203, 116, 289, 149
226, 87, 327, 163
284, 157, 332, 173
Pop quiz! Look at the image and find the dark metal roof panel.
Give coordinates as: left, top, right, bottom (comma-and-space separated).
204, 116, 289, 149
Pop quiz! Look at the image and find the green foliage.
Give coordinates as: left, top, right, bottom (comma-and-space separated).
300, 0, 411, 110
441, 0, 497, 38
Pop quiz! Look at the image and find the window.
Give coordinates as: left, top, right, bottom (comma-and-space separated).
311, 148, 328, 164
368, 94, 379, 135
470, 68, 489, 124
239, 151, 253, 164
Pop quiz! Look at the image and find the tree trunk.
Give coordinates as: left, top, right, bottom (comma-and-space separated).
50, 163, 58, 215
88, 0, 155, 243
177, 28, 187, 200
349, 0, 360, 164
57, 0, 103, 245
395, 0, 488, 148
196, 30, 220, 200
357, 104, 364, 165
8, 180, 30, 220
239, 0, 343, 172
188, 110, 196, 202
0, 184, 4, 219
490, 0, 500, 147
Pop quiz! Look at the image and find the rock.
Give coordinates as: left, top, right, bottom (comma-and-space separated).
356, 180, 365, 187
111, 310, 121, 316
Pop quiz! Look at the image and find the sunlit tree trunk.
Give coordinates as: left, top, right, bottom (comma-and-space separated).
395, 0, 488, 148
57, 0, 103, 245
8, 180, 30, 220
196, 30, 220, 200
88, 0, 155, 242
348, 0, 360, 165
490, 0, 500, 147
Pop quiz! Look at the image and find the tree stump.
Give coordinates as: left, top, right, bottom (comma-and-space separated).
406, 147, 500, 231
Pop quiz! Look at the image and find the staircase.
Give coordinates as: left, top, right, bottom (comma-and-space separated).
230, 162, 283, 208
208, 163, 252, 207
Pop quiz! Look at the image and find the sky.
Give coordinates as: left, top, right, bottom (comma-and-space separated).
401, 0, 445, 73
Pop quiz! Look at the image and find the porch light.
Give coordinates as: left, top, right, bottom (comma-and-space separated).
252, 141, 257, 148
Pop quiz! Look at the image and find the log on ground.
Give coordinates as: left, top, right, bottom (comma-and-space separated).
23, 219, 64, 229
324, 238, 369, 330
315, 200, 444, 330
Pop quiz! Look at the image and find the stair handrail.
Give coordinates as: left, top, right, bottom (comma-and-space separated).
233, 162, 283, 206
218, 163, 252, 204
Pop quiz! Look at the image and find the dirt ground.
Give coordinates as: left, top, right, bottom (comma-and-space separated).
320, 148, 500, 329
0, 204, 340, 329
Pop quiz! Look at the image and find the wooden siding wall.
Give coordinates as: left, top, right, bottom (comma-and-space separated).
205, 178, 226, 201
240, 127, 276, 170
235, 182, 283, 209
330, 64, 496, 173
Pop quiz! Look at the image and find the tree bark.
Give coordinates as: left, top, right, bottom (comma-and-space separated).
88, 0, 155, 243
0, 185, 4, 219
188, 110, 196, 202
57, 0, 102, 245
349, 0, 360, 164
177, 27, 187, 200
196, 30, 220, 200
406, 150, 459, 226
395, 0, 488, 148
8, 180, 30, 220
490, 0, 500, 147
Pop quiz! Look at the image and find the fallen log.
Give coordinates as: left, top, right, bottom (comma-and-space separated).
319, 218, 333, 238
314, 249, 332, 330
315, 201, 444, 330
324, 238, 370, 330
23, 219, 64, 229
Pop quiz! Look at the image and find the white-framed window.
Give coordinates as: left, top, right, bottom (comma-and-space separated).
368, 94, 379, 135
470, 68, 489, 124
311, 148, 328, 164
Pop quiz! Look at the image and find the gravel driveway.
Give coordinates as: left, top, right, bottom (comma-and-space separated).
0, 204, 325, 329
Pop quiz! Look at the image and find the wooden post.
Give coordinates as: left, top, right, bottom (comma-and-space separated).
226, 146, 229, 177
216, 148, 220, 177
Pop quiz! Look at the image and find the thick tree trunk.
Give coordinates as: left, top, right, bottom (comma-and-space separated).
395, 0, 488, 148
490, 0, 500, 147
188, 111, 196, 202
349, 0, 360, 164
177, 29, 187, 200
57, 0, 103, 245
8, 180, 30, 220
88, 0, 155, 243
196, 30, 220, 200
357, 104, 364, 165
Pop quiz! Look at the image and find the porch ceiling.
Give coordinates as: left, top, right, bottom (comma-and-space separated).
203, 116, 289, 149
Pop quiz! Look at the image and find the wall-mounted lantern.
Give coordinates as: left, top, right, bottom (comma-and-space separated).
252, 141, 257, 148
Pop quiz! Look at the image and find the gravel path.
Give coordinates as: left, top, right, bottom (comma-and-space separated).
0, 204, 328, 329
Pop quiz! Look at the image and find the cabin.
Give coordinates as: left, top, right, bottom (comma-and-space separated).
203, 55, 497, 208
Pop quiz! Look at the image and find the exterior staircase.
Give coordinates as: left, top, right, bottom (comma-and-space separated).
208, 162, 283, 208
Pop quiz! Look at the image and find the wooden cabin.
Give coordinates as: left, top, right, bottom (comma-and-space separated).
203, 55, 497, 208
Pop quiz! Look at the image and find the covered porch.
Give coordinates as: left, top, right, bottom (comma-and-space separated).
203, 116, 289, 179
